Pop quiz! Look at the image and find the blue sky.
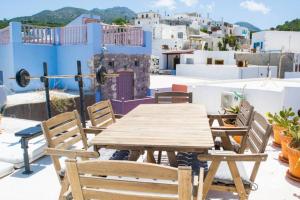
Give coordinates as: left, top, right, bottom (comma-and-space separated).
0, 0, 299, 29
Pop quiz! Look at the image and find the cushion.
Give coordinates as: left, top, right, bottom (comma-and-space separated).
0, 118, 46, 168
0, 161, 14, 178
208, 160, 251, 187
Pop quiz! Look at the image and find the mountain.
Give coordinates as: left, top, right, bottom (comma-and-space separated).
0, 6, 136, 28
235, 22, 261, 32
276, 19, 300, 31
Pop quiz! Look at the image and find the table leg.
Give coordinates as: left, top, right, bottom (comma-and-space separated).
167, 151, 178, 167
146, 150, 156, 163
20, 138, 33, 174
128, 150, 141, 161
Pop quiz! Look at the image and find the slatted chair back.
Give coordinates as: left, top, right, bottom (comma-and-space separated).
41, 110, 88, 176
245, 111, 272, 153
235, 100, 254, 127
66, 160, 193, 200
155, 92, 193, 104
87, 100, 116, 128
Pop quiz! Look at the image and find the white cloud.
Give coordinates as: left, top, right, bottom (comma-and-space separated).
240, 1, 270, 14
180, 0, 199, 7
153, 0, 176, 9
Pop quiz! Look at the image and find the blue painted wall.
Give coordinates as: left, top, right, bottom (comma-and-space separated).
0, 16, 152, 92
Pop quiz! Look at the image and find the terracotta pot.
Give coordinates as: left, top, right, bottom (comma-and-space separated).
280, 133, 292, 161
273, 125, 286, 146
287, 145, 300, 179
223, 122, 242, 144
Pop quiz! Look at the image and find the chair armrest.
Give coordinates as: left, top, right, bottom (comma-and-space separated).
211, 126, 248, 130
211, 129, 248, 137
114, 114, 124, 119
83, 128, 105, 134
45, 148, 100, 159
207, 114, 238, 120
198, 152, 268, 162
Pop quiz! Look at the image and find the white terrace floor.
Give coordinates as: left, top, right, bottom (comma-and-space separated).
0, 117, 299, 200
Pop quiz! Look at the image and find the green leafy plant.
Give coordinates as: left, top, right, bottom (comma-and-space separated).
266, 108, 299, 130
224, 106, 240, 125
287, 124, 300, 150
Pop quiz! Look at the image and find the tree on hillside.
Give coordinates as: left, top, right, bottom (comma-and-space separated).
112, 18, 128, 26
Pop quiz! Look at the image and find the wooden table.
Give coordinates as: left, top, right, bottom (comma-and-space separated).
91, 104, 214, 166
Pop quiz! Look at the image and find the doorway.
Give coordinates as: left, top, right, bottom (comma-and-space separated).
116, 71, 134, 100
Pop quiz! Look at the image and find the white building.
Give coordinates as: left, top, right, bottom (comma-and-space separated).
252, 31, 300, 52
135, 11, 161, 27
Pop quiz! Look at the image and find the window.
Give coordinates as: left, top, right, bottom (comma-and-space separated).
178, 32, 184, 39
134, 60, 140, 67
146, 14, 149, 18
108, 61, 114, 67
137, 21, 140, 24
142, 15, 144, 18
186, 58, 194, 64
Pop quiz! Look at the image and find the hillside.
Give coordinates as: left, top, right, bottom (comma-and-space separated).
0, 6, 136, 29
235, 22, 261, 32
276, 19, 300, 31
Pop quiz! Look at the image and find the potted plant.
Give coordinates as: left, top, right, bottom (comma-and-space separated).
286, 124, 300, 182
266, 108, 297, 147
224, 106, 242, 144
280, 119, 299, 163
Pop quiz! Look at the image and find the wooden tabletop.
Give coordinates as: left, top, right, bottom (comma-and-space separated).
91, 104, 214, 152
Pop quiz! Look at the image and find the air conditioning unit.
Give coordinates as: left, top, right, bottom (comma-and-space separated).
221, 91, 244, 110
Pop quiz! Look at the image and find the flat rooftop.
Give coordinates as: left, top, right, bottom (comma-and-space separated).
0, 117, 299, 200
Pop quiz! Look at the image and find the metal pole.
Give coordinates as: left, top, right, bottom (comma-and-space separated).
75, 60, 86, 128
41, 62, 52, 119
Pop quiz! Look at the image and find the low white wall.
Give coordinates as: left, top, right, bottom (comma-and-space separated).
176, 64, 277, 80
285, 72, 300, 79
189, 84, 283, 114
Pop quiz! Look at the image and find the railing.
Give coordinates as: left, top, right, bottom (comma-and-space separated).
103, 25, 144, 46
0, 27, 10, 45
60, 25, 87, 45
22, 25, 55, 44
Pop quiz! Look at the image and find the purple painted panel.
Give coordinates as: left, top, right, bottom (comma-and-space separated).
111, 97, 155, 115
116, 71, 134, 100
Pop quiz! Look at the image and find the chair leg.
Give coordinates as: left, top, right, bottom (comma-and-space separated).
59, 177, 70, 200
202, 160, 221, 199
227, 161, 248, 200
157, 151, 162, 164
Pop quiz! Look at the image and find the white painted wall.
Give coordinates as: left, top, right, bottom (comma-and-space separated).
189, 79, 300, 115
176, 64, 278, 79
252, 31, 300, 52
180, 50, 237, 65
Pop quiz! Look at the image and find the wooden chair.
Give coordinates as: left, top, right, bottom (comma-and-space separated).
154, 92, 193, 164
155, 92, 193, 104
208, 101, 254, 152
41, 110, 102, 200
87, 100, 123, 129
66, 159, 204, 200
198, 112, 272, 200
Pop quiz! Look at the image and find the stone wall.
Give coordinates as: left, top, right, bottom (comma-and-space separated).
93, 53, 150, 100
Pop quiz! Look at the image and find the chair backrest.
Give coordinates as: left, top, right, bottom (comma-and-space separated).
235, 100, 254, 127
41, 110, 88, 176
245, 111, 272, 153
87, 100, 116, 128
155, 92, 193, 104
66, 160, 193, 200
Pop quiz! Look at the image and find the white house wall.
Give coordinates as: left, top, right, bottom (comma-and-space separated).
176, 64, 278, 79
180, 51, 237, 65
